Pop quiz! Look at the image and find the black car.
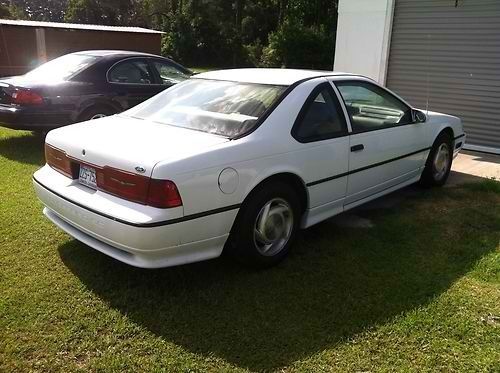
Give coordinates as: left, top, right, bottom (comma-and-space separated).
0, 50, 192, 131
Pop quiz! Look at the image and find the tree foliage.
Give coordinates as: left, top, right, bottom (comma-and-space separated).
9, 0, 68, 21
4, 0, 339, 69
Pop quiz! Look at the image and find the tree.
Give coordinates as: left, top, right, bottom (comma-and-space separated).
10, 0, 68, 21
65, 0, 143, 25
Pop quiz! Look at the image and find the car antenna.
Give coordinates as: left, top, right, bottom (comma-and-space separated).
425, 33, 430, 116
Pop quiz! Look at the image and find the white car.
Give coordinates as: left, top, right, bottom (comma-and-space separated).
33, 69, 465, 268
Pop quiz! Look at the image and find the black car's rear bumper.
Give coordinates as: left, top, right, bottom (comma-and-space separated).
0, 104, 71, 130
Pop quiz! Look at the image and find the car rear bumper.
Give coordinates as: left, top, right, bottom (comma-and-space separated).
43, 207, 228, 268
33, 166, 238, 268
0, 104, 71, 130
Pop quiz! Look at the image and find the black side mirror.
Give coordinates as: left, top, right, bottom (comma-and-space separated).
412, 109, 427, 123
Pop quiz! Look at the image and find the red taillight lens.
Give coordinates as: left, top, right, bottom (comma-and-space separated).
12, 89, 43, 105
147, 179, 183, 208
96, 167, 150, 205
44, 143, 78, 179
43, 145, 182, 209
96, 167, 182, 208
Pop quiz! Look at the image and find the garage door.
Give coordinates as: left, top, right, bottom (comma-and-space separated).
386, 0, 500, 154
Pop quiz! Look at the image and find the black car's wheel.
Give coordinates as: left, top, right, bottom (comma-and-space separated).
420, 132, 453, 187
228, 182, 301, 268
78, 106, 116, 122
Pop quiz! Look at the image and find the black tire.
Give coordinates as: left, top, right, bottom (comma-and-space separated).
420, 132, 454, 187
227, 181, 301, 268
78, 105, 115, 122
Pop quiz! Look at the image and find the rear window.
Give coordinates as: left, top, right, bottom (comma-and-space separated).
124, 78, 287, 138
25, 54, 98, 81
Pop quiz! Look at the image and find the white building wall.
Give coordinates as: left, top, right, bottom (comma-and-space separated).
333, 0, 395, 85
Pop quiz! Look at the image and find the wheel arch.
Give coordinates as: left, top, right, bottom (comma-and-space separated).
229, 171, 309, 234
439, 126, 454, 141
76, 99, 123, 122
242, 172, 309, 214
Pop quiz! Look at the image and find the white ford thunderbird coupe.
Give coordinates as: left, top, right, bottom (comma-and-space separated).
33, 69, 465, 268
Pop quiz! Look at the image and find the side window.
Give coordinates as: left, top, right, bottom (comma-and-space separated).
108, 60, 153, 84
292, 84, 347, 142
153, 61, 190, 85
336, 81, 412, 133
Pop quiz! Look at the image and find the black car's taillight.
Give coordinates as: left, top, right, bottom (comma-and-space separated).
11, 88, 43, 105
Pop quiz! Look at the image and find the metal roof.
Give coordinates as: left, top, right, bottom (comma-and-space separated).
0, 19, 164, 34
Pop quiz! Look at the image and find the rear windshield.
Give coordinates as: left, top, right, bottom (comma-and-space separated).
125, 78, 287, 138
26, 54, 98, 81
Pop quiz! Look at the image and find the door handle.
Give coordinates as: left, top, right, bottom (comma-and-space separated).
351, 144, 364, 152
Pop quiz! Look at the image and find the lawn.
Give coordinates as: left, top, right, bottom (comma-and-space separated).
189, 67, 214, 74
1, 127, 499, 372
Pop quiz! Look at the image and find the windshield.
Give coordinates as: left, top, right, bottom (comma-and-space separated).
26, 54, 98, 81
125, 78, 287, 137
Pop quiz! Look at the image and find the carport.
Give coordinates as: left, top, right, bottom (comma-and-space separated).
0, 19, 163, 77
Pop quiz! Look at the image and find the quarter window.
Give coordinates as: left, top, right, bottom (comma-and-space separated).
153, 61, 190, 85
108, 60, 153, 84
336, 81, 412, 133
292, 84, 347, 142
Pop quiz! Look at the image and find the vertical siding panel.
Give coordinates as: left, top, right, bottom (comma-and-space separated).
386, 0, 500, 151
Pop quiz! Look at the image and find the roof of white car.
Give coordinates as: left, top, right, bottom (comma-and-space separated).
194, 68, 357, 86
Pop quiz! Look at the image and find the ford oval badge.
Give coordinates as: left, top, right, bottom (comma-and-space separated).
135, 166, 146, 173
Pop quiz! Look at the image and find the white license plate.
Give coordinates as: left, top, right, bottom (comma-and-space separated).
79, 164, 97, 189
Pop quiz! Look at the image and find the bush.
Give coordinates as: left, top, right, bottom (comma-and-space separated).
260, 20, 335, 70
243, 40, 264, 67
162, 12, 251, 68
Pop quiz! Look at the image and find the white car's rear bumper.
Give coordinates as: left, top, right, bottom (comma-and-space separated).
33, 166, 239, 268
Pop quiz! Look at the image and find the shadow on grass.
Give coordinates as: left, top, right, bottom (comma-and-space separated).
0, 130, 45, 165
58, 188, 499, 371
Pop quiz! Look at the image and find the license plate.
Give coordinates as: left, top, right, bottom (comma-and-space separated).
79, 164, 97, 189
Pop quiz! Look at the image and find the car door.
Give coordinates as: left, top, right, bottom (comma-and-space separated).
107, 58, 158, 109
291, 81, 350, 226
331, 78, 429, 207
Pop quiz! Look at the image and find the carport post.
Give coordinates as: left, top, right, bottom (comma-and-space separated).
35, 28, 47, 64
334, 0, 395, 85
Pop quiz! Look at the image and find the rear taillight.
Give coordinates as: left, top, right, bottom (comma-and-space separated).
96, 167, 150, 205
43, 144, 182, 208
11, 89, 43, 105
146, 179, 183, 208
45, 143, 78, 178
97, 169, 182, 208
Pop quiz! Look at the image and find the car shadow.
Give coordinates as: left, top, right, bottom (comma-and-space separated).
57, 188, 497, 371
0, 130, 45, 165
462, 150, 500, 165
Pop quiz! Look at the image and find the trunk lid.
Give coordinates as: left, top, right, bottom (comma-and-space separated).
45, 114, 230, 177
0, 75, 44, 105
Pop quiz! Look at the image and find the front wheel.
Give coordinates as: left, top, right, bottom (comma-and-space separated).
420, 132, 453, 187
227, 182, 301, 268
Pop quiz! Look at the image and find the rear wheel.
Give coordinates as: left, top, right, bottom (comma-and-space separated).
420, 132, 453, 187
78, 105, 115, 122
228, 182, 301, 268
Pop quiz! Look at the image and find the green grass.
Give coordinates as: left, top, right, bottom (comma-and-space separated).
189, 67, 216, 74
1, 127, 499, 372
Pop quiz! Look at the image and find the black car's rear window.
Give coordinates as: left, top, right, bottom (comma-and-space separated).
25, 54, 99, 81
